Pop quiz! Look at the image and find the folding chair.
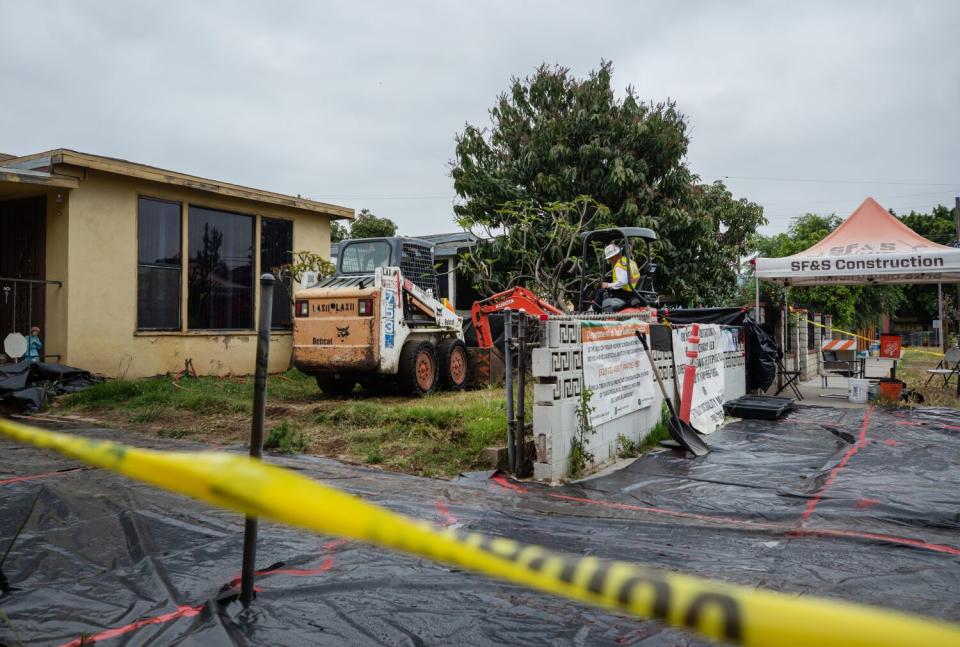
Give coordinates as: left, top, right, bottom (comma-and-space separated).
924, 347, 960, 388
774, 356, 803, 400
820, 350, 857, 388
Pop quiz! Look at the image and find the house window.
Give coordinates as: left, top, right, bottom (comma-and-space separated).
137, 197, 181, 330
261, 217, 293, 329
188, 206, 254, 329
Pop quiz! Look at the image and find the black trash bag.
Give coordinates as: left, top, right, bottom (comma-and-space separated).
0, 361, 31, 393
5, 386, 47, 413
0, 361, 100, 412
744, 318, 778, 391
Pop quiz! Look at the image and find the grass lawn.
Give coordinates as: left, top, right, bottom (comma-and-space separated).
53, 369, 522, 478
893, 349, 960, 408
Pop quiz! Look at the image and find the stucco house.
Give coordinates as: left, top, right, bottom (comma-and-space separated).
0, 149, 352, 378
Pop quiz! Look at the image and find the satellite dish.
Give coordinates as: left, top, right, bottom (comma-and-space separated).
4, 332, 27, 360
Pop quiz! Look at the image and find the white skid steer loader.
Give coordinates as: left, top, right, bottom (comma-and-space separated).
293, 237, 467, 396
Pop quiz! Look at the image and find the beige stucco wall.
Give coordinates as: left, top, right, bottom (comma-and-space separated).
62, 169, 333, 378
45, 189, 69, 361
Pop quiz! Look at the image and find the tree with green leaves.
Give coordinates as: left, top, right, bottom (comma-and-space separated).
892, 204, 958, 325
349, 208, 397, 239
331, 220, 349, 243
451, 61, 765, 305
458, 197, 607, 307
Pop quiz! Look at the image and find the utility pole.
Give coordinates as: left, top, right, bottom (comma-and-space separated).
955, 196, 960, 349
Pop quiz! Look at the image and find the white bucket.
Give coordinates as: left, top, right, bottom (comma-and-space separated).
849, 378, 869, 404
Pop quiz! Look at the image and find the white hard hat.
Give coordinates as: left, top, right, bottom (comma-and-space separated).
603, 243, 621, 260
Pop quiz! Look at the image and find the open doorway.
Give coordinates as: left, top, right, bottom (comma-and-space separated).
0, 195, 46, 351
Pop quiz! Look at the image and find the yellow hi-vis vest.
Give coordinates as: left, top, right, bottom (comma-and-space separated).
613, 258, 643, 292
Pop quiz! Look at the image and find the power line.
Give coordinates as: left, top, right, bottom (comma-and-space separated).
763, 200, 956, 220
760, 190, 960, 207
704, 174, 960, 187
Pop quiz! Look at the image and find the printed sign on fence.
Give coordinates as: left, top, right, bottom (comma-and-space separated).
673, 324, 726, 434
580, 320, 655, 426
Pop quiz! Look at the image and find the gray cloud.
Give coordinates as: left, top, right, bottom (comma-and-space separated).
1, 0, 957, 237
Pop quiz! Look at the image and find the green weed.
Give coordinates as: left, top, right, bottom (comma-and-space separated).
264, 421, 308, 454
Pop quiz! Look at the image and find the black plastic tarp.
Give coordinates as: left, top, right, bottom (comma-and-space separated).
743, 318, 779, 391
2, 405, 959, 645
657, 309, 778, 391
659, 307, 749, 326
0, 362, 99, 413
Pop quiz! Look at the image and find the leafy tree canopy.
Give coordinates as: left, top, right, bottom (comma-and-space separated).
458, 196, 608, 307
891, 204, 959, 325
348, 208, 398, 239
452, 61, 765, 305
330, 220, 350, 243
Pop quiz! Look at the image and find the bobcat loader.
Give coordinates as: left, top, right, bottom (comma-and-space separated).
293, 237, 467, 396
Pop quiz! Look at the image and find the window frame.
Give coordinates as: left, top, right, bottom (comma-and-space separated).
338, 239, 392, 275
136, 195, 183, 332
187, 204, 257, 331
260, 216, 294, 330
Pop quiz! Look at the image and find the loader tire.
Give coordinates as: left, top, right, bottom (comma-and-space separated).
437, 338, 469, 390
315, 375, 356, 397
398, 341, 438, 396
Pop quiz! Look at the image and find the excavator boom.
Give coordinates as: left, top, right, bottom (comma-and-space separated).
470, 286, 564, 348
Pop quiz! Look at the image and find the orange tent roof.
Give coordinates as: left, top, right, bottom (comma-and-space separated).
755, 197, 960, 285
801, 197, 954, 256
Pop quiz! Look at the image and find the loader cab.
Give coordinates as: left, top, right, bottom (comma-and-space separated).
335, 237, 440, 296
576, 227, 659, 312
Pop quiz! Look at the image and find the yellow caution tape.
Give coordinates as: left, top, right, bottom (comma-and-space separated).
793, 314, 945, 358
1, 417, 958, 647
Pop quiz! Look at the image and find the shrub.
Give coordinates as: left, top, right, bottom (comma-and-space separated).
264, 421, 308, 453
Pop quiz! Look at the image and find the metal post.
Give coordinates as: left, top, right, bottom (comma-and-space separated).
755, 271, 760, 322
779, 287, 789, 391
240, 273, 275, 607
955, 197, 960, 350
503, 310, 515, 472
939, 283, 945, 351
515, 314, 527, 476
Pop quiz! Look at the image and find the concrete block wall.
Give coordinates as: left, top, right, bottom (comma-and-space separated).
797, 308, 810, 381
812, 313, 823, 376
532, 321, 746, 484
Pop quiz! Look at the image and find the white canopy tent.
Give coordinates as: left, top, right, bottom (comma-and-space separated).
756, 197, 960, 286
754, 197, 957, 380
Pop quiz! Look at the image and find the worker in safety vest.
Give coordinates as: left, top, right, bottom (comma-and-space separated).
597, 243, 642, 312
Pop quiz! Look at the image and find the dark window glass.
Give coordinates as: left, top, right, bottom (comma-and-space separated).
454, 261, 483, 311
433, 260, 449, 300
188, 206, 254, 330
261, 217, 293, 329
339, 241, 391, 273
138, 197, 181, 330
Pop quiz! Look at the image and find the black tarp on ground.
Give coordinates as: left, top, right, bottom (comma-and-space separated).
1, 405, 959, 646
0, 362, 99, 413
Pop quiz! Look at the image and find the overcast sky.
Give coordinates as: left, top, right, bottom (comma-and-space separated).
1, 1, 958, 238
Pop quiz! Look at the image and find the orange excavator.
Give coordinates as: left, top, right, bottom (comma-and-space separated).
470, 286, 565, 348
